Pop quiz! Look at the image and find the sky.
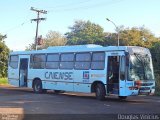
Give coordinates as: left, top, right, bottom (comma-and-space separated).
0, 0, 160, 51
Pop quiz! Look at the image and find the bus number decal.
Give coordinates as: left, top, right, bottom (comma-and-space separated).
45, 72, 73, 80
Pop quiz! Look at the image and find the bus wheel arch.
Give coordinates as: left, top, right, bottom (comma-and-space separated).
91, 81, 106, 101
32, 78, 43, 94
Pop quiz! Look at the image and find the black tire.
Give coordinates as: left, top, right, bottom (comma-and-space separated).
119, 96, 127, 100
54, 90, 61, 93
33, 80, 43, 94
54, 90, 65, 94
95, 83, 106, 101
42, 89, 47, 93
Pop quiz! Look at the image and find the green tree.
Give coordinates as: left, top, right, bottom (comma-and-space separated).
150, 42, 160, 73
0, 34, 9, 77
119, 26, 158, 47
150, 42, 160, 95
40, 31, 67, 49
103, 32, 118, 46
26, 31, 67, 50
66, 20, 105, 45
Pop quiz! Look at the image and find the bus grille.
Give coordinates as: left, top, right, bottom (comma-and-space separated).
141, 83, 153, 86
139, 87, 150, 90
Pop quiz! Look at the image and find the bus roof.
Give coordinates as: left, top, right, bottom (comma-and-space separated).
10, 44, 150, 55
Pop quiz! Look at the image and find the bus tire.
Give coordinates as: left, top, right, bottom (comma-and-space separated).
42, 89, 47, 93
96, 83, 106, 101
33, 80, 43, 94
54, 90, 61, 94
54, 90, 65, 94
119, 96, 127, 100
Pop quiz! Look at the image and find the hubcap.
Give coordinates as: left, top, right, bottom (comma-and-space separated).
35, 83, 40, 91
96, 88, 100, 96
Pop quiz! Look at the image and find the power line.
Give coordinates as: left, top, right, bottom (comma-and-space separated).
3, 20, 29, 35
3, 10, 32, 35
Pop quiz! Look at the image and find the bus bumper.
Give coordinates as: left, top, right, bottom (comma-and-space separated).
138, 87, 155, 95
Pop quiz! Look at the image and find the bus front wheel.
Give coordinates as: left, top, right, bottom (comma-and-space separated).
95, 83, 106, 101
33, 80, 43, 94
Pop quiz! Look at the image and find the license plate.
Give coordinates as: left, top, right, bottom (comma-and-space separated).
139, 90, 150, 93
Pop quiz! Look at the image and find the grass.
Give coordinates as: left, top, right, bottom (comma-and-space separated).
0, 78, 8, 85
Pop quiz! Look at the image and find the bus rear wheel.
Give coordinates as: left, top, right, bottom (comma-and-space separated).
33, 80, 43, 93
95, 83, 106, 101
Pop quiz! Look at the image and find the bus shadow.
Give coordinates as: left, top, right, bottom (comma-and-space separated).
48, 91, 149, 103
0, 86, 149, 104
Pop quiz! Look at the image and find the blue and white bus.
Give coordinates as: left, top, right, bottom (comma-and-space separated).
8, 44, 155, 100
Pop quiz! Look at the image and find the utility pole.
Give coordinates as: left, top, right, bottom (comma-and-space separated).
31, 7, 47, 50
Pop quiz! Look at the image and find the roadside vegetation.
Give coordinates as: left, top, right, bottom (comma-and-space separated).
155, 74, 160, 96
0, 78, 8, 85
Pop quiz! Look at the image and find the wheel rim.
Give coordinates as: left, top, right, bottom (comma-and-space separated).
35, 83, 40, 92
96, 87, 100, 97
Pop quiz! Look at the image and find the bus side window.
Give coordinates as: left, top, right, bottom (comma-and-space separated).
9, 55, 19, 69
46, 54, 59, 69
30, 54, 46, 69
91, 52, 105, 70
75, 53, 91, 70
60, 53, 74, 69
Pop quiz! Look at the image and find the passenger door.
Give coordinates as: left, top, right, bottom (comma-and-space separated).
119, 55, 134, 96
19, 58, 28, 87
106, 51, 132, 96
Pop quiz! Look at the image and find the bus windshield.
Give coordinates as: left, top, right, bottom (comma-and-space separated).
129, 53, 154, 81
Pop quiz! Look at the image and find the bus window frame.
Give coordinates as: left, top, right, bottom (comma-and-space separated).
59, 53, 75, 70
91, 51, 105, 70
75, 52, 91, 70
30, 54, 46, 69
9, 55, 19, 69
46, 53, 60, 69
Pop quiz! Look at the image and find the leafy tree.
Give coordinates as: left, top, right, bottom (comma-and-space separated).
66, 20, 105, 45
103, 32, 118, 46
40, 31, 67, 49
150, 42, 160, 73
119, 26, 159, 47
25, 43, 35, 51
104, 26, 159, 47
149, 42, 160, 95
0, 34, 9, 77
26, 31, 67, 50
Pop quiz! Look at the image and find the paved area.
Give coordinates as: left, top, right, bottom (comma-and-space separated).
0, 85, 159, 120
